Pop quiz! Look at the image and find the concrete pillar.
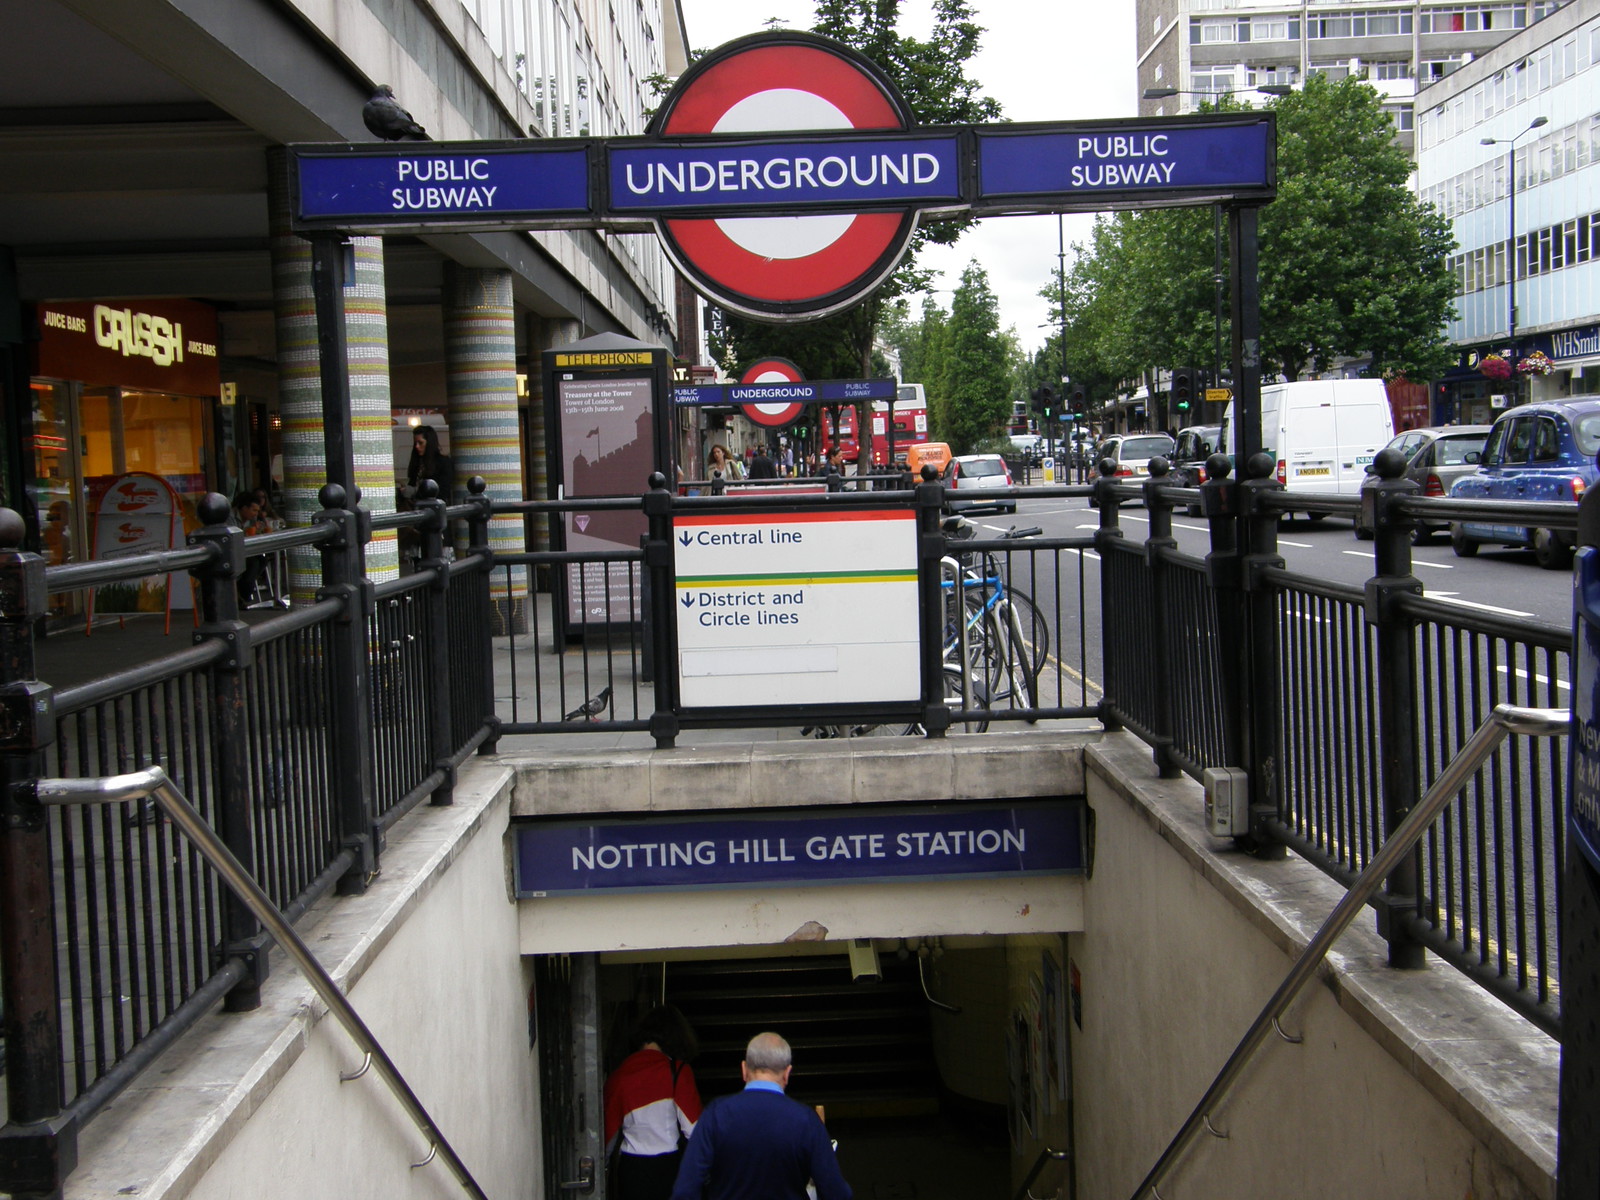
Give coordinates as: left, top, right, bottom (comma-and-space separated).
267, 151, 399, 600
443, 264, 522, 631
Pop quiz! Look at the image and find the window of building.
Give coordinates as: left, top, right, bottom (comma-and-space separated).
1193, 66, 1238, 92
1383, 104, 1415, 131
1193, 17, 1241, 44
1246, 66, 1298, 88
1371, 60, 1411, 79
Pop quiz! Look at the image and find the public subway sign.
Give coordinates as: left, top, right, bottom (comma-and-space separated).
671, 378, 897, 407
512, 801, 1086, 896
289, 31, 1274, 321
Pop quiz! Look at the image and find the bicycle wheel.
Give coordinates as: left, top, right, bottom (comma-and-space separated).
1004, 587, 1050, 677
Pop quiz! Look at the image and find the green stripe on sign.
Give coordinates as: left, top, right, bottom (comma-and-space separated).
677, 570, 916, 587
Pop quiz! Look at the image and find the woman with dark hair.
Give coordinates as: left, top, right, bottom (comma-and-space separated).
603, 1005, 702, 1199
406, 424, 454, 501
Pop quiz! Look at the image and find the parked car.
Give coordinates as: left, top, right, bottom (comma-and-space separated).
1221, 380, 1395, 517
1353, 424, 1492, 542
1092, 432, 1177, 480
1448, 399, 1600, 569
942, 453, 1016, 513
1170, 423, 1223, 515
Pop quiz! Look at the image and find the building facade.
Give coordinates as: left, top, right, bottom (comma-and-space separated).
0, 0, 690, 622
1136, 0, 1569, 147
1417, 0, 1600, 421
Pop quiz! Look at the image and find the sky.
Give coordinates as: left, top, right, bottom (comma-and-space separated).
672, 0, 1140, 362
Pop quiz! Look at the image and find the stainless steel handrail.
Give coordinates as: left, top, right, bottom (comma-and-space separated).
1126, 703, 1569, 1200
36, 767, 490, 1200
1014, 1146, 1071, 1200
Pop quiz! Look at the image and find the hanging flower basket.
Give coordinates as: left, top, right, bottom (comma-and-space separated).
1517, 351, 1554, 376
1478, 353, 1512, 381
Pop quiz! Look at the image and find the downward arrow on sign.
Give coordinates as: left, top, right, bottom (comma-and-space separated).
679, 532, 693, 547
680, 594, 695, 607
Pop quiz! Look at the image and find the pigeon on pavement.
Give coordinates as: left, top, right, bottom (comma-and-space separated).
363, 85, 430, 141
563, 686, 613, 722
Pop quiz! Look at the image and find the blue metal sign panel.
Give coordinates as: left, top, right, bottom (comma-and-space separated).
294, 144, 592, 226
671, 378, 898, 406
609, 135, 961, 214
978, 122, 1274, 200
1573, 546, 1600, 873
513, 801, 1085, 896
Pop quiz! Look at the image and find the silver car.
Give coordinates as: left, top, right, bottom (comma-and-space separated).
1354, 425, 1493, 542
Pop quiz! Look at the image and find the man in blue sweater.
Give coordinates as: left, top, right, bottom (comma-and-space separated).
669, 1031, 852, 1200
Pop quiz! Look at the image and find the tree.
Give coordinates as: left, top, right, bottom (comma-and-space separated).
1260, 73, 1457, 380
938, 262, 1011, 452
1049, 76, 1456, 388
708, 0, 1001, 395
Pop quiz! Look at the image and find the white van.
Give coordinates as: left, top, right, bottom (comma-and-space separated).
1222, 380, 1394, 497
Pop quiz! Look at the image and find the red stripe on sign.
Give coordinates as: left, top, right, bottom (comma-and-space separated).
678, 510, 914, 527
665, 213, 905, 303
662, 45, 902, 135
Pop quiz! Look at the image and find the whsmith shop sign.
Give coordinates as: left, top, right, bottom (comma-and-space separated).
513, 801, 1085, 897
291, 31, 1274, 320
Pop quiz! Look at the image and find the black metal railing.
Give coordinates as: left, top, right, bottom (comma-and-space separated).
1094, 450, 1573, 1038
0, 481, 498, 1195
0, 447, 1581, 1196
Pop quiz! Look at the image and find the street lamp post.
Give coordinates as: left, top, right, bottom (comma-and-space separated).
1480, 116, 1548, 371
1142, 85, 1291, 407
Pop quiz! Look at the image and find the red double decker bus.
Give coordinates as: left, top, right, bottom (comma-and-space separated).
820, 384, 929, 465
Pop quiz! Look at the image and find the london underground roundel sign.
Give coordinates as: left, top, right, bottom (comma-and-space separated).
649, 33, 919, 323
738, 357, 806, 427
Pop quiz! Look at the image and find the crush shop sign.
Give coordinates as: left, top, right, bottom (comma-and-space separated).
513, 801, 1085, 896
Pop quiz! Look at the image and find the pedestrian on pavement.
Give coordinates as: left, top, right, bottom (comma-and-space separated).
605, 1005, 703, 1200
748, 446, 777, 479
669, 1031, 851, 1200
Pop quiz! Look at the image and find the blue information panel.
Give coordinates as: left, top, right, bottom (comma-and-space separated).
514, 801, 1085, 896
979, 121, 1274, 201
294, 144, 592, 226
610, 135, 960, 214
1572, 546, 1600, 873
672, 378, 898, 407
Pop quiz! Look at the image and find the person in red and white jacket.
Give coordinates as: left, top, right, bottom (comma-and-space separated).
605, 1006, 703, 1200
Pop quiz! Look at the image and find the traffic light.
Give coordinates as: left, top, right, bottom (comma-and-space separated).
1070, 384, 1086, 415
1172, 368, 1194, 413
1031, 385, 1055, 417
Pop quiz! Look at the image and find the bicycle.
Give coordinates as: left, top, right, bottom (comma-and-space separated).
940, 520, 1047, 712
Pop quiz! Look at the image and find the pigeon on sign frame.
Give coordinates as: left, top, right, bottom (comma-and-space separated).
362, 85, 430, 141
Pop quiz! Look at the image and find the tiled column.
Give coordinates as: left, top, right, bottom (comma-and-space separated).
267, 151, 399, 598
444, 265, 523, 630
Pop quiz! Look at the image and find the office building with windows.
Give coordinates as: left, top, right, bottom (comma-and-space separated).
1416, 0, 1600, 420
1136, 1, 1570, 149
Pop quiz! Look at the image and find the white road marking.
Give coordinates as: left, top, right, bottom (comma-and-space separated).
1495, 665, 1569, 691
1429, 595, 1536, 618
1342, 550, 1452, 570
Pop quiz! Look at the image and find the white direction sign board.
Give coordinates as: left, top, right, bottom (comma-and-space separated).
674, 509, 920, 708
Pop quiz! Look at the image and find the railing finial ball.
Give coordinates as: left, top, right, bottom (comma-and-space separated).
921, 464, 938, 482
1205, 452, 1233, 481
467, 475, 487, 496
1245, 450, 1276, 480
318, 483, 348, 511
198, 492, 232, 526
1098, 457, 1116, 477
648, 471, 669, 491
416, 479, 439, 501
0, 507, 23, 549
1373, 446, 1408, 480
1148, 456, 1170, 478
